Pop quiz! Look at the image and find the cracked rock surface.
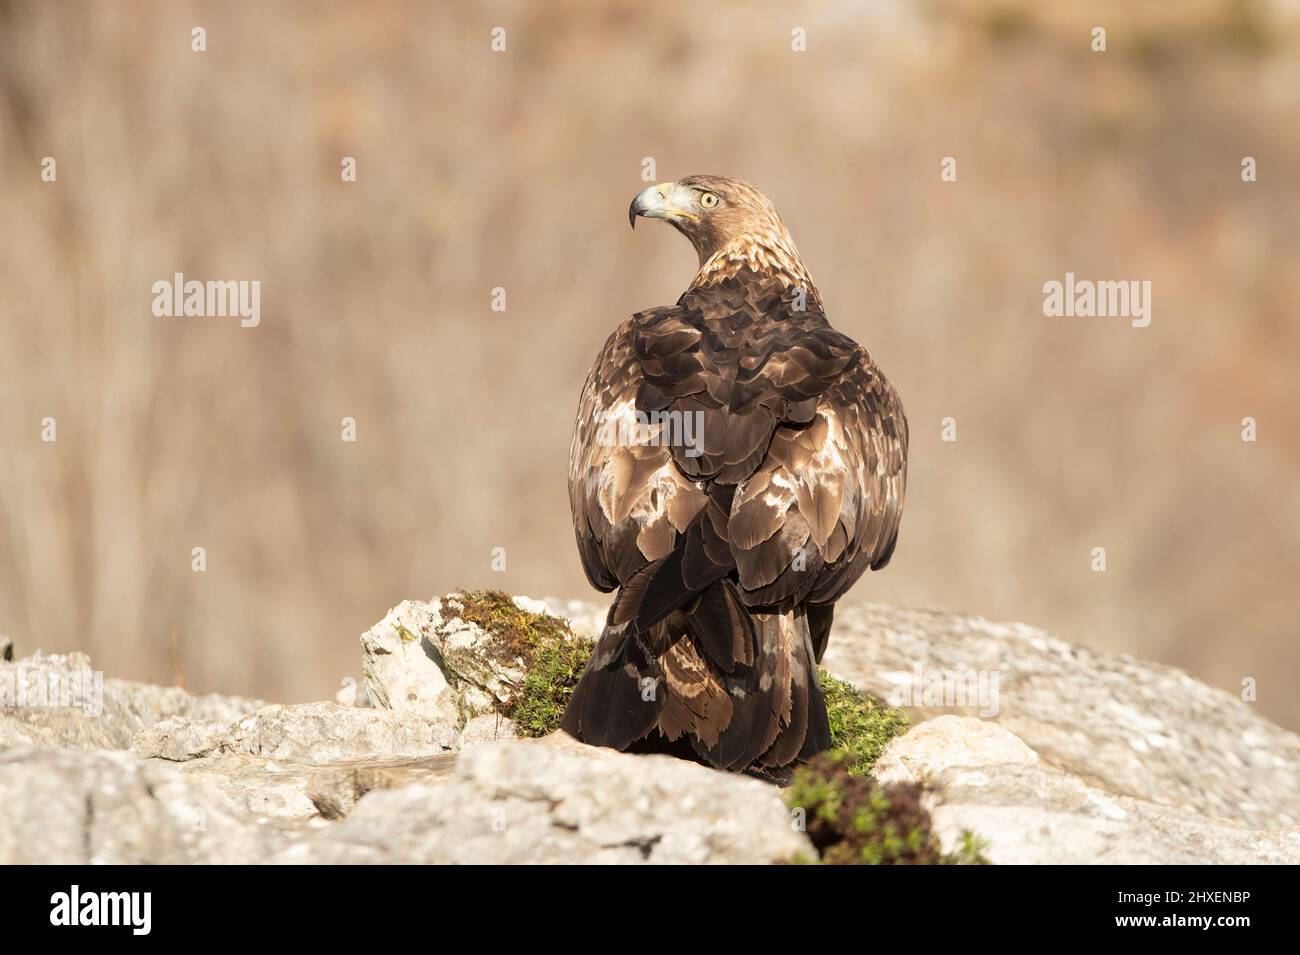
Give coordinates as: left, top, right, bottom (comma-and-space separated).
273, 734, 806, 864
871, 716, 1300, 864
822, 604, 1300, 832
2, 596, 1298, 864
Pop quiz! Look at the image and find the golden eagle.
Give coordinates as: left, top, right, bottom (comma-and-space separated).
562, 176, 908, 771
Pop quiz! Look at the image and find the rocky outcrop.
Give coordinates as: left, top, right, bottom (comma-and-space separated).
0, 649, 264, 750
0, 746, 295, 864
133, 702, 458, 764
872, 716, 1300, 865
821, 604, 1300, 832
358, 595, 534, 728
274, 734, 806, 865
2, 596, 1298, 864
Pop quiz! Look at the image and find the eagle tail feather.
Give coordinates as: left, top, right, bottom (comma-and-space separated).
563, 578, 832, 772
757, 611, 831, 767
560, 621, 662, 751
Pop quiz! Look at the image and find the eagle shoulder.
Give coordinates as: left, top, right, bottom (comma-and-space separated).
570, 285, 907, 611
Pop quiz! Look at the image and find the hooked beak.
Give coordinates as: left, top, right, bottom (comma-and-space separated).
629, 181, 698, 229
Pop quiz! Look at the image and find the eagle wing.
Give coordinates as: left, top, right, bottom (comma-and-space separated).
569, 310, 709, 592
569, 283, 908, 616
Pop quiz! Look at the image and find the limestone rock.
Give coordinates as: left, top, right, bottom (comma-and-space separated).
359, 595, 534, 728
457, 711, 518, 747
168, 754, 329, 821
872, 716, 1300, 864
334, 676, 363, 707
150, 750, 460, 824
131, 700, 457, 765
360, 600, 460, 722
4, 597, 1299, 865
1, 650, 264, 750
275, 734, 810, 864
540, 596, 605, 640
303, 754, 458, 819
824, 603, 1300, 830
124, 696, 464, 824
0, 746, 290, 864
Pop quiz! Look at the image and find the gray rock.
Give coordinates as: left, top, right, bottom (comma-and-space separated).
167, 754, 329, 821
457, 711, 518, 747
540, 596, 605, 641
823, 603, 1300, 830
1, 650, 264, 750
360, 600, 462, 723
0, 746, 290, 864
274, 734, 810, 864
144, 751, 461, 823
4, 597, 1298, 865
872, 717, 1300, 864
360, 595, 534, 729
131, 701, 458, 765
303, 754, 458, 819
123, 695, 464, 825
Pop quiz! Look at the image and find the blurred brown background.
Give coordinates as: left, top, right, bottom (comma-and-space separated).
1, 0, 1297, 727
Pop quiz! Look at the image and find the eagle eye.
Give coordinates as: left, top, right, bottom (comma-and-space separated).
699, 192, 720, 209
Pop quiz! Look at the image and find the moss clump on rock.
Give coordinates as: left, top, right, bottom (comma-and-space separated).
785, 752, 989, 865
508, 636, 592, 737
452, 590, 592, 737
453, 590, 575, 665
820, 670, 910, 776
448, 593, 913, 763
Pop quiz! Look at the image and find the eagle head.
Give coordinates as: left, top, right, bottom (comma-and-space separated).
629, 175, 801, 274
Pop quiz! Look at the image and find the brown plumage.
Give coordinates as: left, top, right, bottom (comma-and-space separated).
561, 175, 908, 772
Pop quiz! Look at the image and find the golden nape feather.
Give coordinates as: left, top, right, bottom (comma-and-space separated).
562, 175, 908, 773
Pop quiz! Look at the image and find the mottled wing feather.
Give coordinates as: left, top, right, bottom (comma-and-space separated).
570, 272, 907, 632
729, 350, 909, 607
570, 313, 708, 590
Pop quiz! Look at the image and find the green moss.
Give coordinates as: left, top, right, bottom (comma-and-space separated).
785, 752, 990, 865
448, 593, 912, 764
957, 829, 991, 864
794, 676, 987, 863
820, 670, 910, 776
452, 589, 593, 737
508, 635, 592, 737
453, 589, 575, 663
